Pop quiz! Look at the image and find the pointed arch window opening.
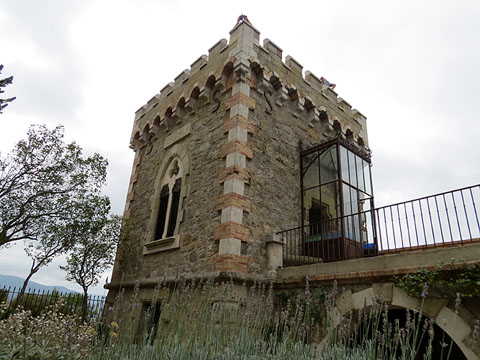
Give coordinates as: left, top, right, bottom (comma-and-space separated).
300, 138, 377, 261
154, 159, 183, 241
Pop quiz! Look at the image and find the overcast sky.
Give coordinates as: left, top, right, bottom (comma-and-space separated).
1, 0, 479, 295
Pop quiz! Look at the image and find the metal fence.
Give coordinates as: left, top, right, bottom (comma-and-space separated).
279, 184, 480, 265
0, 286, 106, 321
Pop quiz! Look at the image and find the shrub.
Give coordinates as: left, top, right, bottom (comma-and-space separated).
0, 302, 95, 359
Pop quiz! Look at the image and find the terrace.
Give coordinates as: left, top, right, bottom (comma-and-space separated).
277, 137, 480, 267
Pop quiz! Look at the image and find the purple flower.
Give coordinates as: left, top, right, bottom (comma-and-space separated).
421, 283, 429, 298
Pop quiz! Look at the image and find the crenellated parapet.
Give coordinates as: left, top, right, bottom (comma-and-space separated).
130, 19, 370, 154
130, 43, 234, 150
248, 48, 369, 150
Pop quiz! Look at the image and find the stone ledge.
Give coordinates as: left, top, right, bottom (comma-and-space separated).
104, 271, 269, 290
277, 242, 480, 285
143, 234, 180, 255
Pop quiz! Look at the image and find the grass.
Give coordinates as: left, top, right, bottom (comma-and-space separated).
0, 277, 478, 359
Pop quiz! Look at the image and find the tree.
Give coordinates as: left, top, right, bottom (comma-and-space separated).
0, 124, 108, 248
0, 64, 16, 114
61, 214, 124, 321
18, 196, 111, 299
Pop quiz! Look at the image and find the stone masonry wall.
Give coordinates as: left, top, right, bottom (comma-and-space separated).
109, 19, 371, 284
118, 103, 226, 282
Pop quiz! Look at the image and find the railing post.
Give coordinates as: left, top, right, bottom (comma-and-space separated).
265, 233, 283, 278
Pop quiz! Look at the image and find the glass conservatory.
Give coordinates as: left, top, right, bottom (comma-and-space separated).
301, 138, 376, 261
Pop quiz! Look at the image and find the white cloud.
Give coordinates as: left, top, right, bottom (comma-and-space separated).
1, 0, 479, 292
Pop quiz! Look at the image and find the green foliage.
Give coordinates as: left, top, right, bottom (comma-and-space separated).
1, 277, 477, 359
395, 259, 480, 299
0, 302, 95, 359
276, 288, 326, 323
60, 215, 123, 320
12, 291, 62, 317
0, 124, 110, 249
0, 64, 15, 114
61, 215, 123, 291
10, 291, 88, 318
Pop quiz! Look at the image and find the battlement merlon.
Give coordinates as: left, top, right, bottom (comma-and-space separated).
130, 19, 369, 148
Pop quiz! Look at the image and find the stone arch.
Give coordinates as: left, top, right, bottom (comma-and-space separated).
269, 72, 282, 90
176, 96, 186, 111
222, 61, 234, 79
318, 106, 329, 122
190, 85, 200, 100
165, 106, 173, 118
332, 119, 342, 133
304, 97, 315, 111
130, 130, 142, 150
250, 61, 263, 77
357, 136, 365, 147
144, 145, 190, 254
325, 284, 478, 360
345, 128, 354, 141
153, 113, 161, 126
287, 85, 299, 101
205, 74, 216, 89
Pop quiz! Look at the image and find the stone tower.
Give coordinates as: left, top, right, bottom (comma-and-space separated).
106, 16, 371, 308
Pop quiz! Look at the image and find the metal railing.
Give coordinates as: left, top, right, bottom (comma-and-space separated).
0, 286, 106, 321
279, 184, 480, 266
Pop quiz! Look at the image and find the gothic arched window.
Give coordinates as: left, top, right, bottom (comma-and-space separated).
154, 159, 182, 240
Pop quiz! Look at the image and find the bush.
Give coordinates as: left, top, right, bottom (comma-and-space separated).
0, 277, 477, 359
0, 302, 95, 359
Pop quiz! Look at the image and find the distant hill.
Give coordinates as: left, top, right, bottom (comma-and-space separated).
0, 274, 77, 294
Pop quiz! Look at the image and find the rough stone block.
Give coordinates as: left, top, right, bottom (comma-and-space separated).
336, 290, 354, 316
216, 192, 251, 212
214, 222, 249, 242
215, 253, 248, 274
352, 287, 374, 310
209, 38, 228, 57
391, 287, 421, 311
266, 233, 283, 270
221, 206, 244, 224
423, 298, 448, 318
218, 237, 242, 254
436, 306, 471, 343
219, 165, 251, 184
305, 71, 322, 90
190, 55, 208, 74
227, 126, 248, 142
225, 92, 256, 111
221, 139, 253, 159
263, 38, 283, 58
174, 69, 190, 85
372, 282, 394, 303
126, 191, 135, 202
224, 115, 255, 134
160, 82, 174, 96
285, 55, 303, 77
